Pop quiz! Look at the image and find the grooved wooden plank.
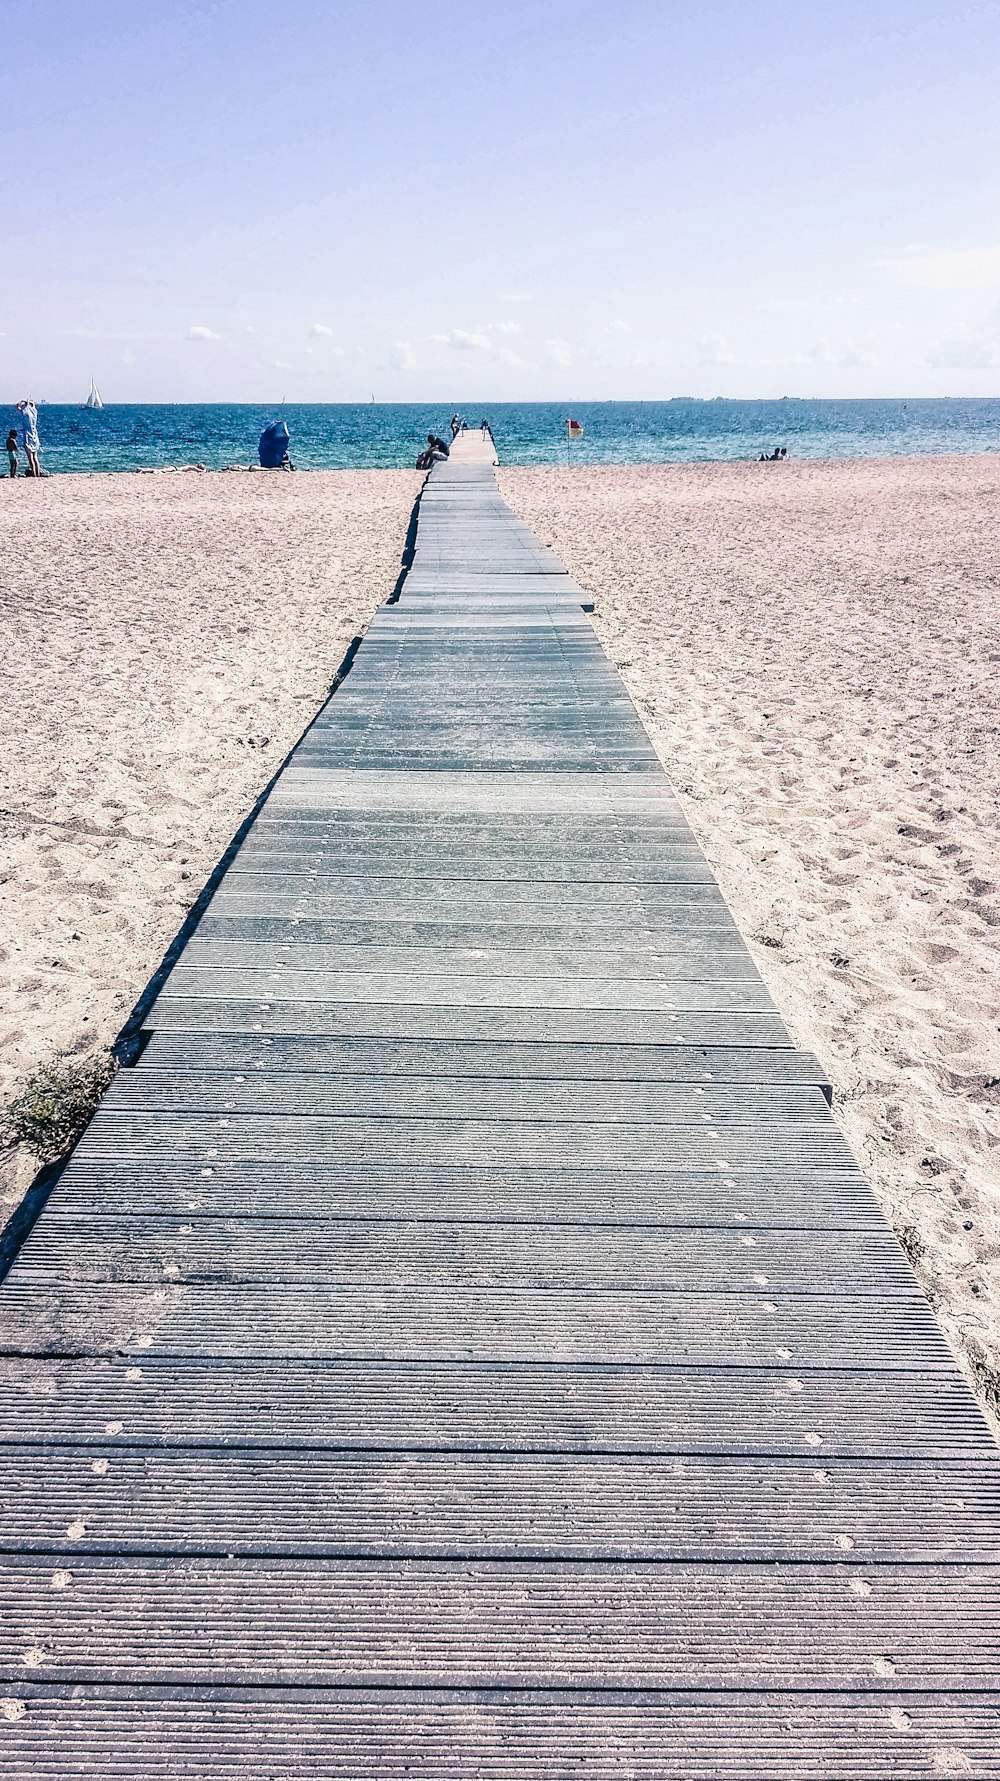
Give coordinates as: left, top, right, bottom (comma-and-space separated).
0, 1450, 995, 1560
225, 857, 719, 882
137, 1033, 826, 1084
0, 1358, 987, 1457
146, 999, 794, 1046
0, 1558, 996, 1687
71, 1109, 860, 1169
197, 912, 745, 947
101, 1070, 825, 1125
267, 770, 685, 811
245, 814, 689, 839
2, 1688, 998, 1781
48, 1159, 880, 1226
157, 968, 774, 1011
207, 879, 733, 915
0, 1282, 952, 1366
183, 940, 758, 976
15, 1218, 912, 1291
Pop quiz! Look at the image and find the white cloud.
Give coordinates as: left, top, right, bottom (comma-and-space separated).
186, 324, 220, 341
244, 325, 256, 335
881, 245, 1000, 291
811, 337, 878, 368
489, 320, 521, 336
547, 338, 573, 368
926, 300, 1000, 368
430, 328, 491, 351
389, 339, 417, 371
926, 330, 1000, 369
607, 318, 631, 334
496, 348, 527, 369
697, 332, 736, 365
269, 359, 292, 370
498, 291, 531, 304
309, 322, 334, 337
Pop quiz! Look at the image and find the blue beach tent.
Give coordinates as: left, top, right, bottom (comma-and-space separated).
258, 420, 290, 468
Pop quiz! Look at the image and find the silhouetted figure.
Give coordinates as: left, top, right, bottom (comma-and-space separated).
15, 402, 40, 476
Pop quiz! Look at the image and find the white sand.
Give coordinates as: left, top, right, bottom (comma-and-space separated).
0, 468, 418, 1209
501, 456, 1000, 1425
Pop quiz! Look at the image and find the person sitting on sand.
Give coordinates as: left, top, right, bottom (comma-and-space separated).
416, 433, 452, 469
5, 429, 17, 478
15, 402, 41, 477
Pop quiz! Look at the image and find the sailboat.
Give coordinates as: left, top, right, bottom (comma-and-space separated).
84, 376, 104, 410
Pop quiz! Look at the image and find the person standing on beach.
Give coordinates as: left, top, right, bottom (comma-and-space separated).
5, 428, 17, 478
15, 402, 41, 477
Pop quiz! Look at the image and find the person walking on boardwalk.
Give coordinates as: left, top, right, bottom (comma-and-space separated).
5, 428, 17, 478
15, 401, 41, 477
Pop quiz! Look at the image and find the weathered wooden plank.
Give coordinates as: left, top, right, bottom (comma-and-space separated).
0, 1558, 996, 1687
145, 998, 793, 1047
2, 1688, 997, 1781
182, 940, 758, 978
15, 1218, 911, 1291
71, 1109, 859, 1170
157, 968, 774, 1011
0, 1282, 952, 1366
137, 1032, 825, 1084
101, 1070, 825, 1125
0, 1450, 994, 1559
48, 1159, 880, 1226
0, 1357, 986, 1456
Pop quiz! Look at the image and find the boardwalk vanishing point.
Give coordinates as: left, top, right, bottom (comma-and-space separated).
0, 428, 998, 1776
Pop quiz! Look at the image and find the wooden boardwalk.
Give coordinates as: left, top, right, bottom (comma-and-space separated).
0, 432, 998, 1775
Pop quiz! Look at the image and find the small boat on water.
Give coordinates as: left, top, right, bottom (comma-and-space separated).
84, 376, 104, 410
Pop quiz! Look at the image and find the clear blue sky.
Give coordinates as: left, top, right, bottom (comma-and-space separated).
4, 0, 1000, 401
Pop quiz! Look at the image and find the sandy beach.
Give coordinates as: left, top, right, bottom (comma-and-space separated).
2, 454, 998, 1424
0, 468, 419, 1210
502, 454, 1000, 1421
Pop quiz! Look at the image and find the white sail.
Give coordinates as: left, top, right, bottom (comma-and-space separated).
84, 377, 103, 410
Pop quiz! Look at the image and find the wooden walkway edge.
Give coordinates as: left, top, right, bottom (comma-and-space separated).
0, 430, 998, 1776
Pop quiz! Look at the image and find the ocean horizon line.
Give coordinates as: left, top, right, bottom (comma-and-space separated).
5, 396, 999, 474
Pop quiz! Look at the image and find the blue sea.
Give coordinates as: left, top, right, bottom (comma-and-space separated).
7, 399, 1000, 475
